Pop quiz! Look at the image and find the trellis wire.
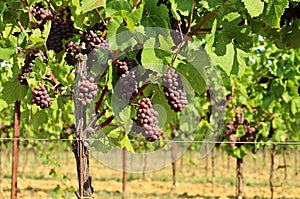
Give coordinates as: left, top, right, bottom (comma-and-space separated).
0, 137, 300, 145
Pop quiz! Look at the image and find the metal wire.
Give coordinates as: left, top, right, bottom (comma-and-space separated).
0, 137, 300, 145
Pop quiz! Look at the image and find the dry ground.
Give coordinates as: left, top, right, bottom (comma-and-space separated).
0, 146, 299, 199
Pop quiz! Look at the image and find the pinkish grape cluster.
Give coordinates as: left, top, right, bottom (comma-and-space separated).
65, 42, 80, 66
114, 57, 137, 74
32, 85, 52, 109
77, 76, 98, 106
161, 69, 188, 112
32, 2, 53, 22
137, 98, 161, 142
119, 70, 139, 99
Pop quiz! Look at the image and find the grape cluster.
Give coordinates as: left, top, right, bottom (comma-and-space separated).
137, 98, 161, 142
80, 30, 109, 53
18, 52, 36, 85
77, 75, 98, 106
161, 69, 188, 112
65, 42, 80, 66
114, 57, 137, 74
119, 69, 140, 99
32, 84, 52, 109
32, 2, 53, 22
46, 7, 74, 53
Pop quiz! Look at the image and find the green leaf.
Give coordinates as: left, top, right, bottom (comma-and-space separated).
261, 0, 288, 28
106, 17, 137, 51
0, 97, 8, 112
0, 47, 15, 60
107, 127, 122, 139
176, 62, 206, 95
32, 110, 48, 129
173, 0, 193, 16
151, 90, 176, 126
120, 134, 134, 153
119, 106, 133, 133
141, 38, 168, 74
80, 0, 106, 14
141, 0, 170, 28
241, 0, 264, 17
2, 78, 28, 104
106, 0, 131, 17
42, 20, 51, 41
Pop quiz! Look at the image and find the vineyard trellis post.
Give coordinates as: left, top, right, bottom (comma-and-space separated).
11, 100, 21, 199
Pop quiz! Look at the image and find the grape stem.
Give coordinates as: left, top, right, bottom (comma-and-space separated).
130, 82, 151, 103
171, 0, 228, 56
95, 86, 108, 113
133, 0, 142, 11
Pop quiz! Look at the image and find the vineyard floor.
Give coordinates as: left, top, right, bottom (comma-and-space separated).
0, 147, 299, 199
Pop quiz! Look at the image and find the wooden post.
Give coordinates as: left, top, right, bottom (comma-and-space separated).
211, 147, 215, 190
122, 148, 127, 193
270, 145, 276, 199
236, 157, 243, 199
11, 100, 21, 199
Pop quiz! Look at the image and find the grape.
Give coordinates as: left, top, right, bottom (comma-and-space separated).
46, 7, 74, 53
18, 51, 37, 85
32, 84, 52, 109
46, 18, 63, 53
18, 73, 28, 86
80, 30, 109, 53
114, 57, 137, 74
161, 69, 188, 112
137, 98, 161, 142
32, 2, 53, 21
76, 75, 98, 106
65, 42, 80, 66
118, 69, 139, 99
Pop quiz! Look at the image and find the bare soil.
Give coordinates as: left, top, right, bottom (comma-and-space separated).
0, 147, 299, 199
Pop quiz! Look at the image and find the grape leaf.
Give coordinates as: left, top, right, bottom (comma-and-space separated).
80, 0, 106, 14
106, 0, 131, 17
141, 0, 170, 28
0, 47, 15, 60
176, 62, 206, 95
173, 0, 193, 16
151, 90, 176, 125
261, 0, 288, 28
241, 0, 264, 17
120, 134, 134, 152
2, 78, 28, 104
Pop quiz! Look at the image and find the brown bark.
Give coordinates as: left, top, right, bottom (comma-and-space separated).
142, 143, 147, 180
122, 148, 127, 193
295, 149, 298, 176
205, 143, 209, 173
283, 147, 288, 184
236, 157, 243, 199
263, 146, 266, 167
72, 105, 93, 198
171, 142, 177, 190
270, 144, 276, 199
211, 147, 215, 190
11, 100, 21, 199
170, 122, 177, 190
